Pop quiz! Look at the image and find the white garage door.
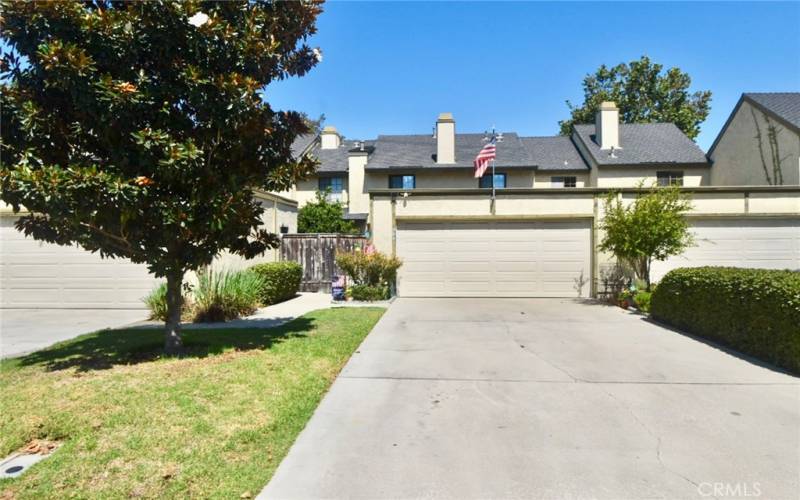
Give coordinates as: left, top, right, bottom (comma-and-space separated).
651, 218, 800, 282
397, 220, 592, 297
1, 217, 158, 309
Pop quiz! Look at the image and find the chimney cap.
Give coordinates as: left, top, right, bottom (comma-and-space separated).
598, 101, 618, 110
321, 126, 339, 134
437, 112, 455, 123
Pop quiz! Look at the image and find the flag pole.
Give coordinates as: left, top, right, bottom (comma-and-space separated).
491, 157, 496, 201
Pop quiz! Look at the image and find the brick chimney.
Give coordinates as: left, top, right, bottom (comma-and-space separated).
436, 113, 455, 164
320, 126, 341, 150
595, 102, 620, 150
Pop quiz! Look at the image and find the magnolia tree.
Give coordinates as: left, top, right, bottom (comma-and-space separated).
599, 184, 694, 291
0, 1, 322, 353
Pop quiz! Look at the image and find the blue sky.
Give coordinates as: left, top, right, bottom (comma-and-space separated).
266, 1, 800, 151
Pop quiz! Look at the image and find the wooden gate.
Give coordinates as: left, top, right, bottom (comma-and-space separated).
280, 234, 367, 292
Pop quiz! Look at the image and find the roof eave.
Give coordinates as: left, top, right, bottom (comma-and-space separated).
595, 161, 711, 168
365, 164, 539, 171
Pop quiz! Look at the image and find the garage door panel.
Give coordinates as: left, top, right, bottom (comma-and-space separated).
2, 218, 157, 308
397, 220, 591, 298
651, 218, 799, 282
494, 262, 538, 272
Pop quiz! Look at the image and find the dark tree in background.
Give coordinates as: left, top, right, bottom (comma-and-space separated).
0, 1, 322, 353
559, 56, 712, 140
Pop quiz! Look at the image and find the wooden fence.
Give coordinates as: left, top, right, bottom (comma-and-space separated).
280, 234, 367, 292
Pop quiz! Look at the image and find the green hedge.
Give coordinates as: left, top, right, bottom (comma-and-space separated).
651, 267, 800, 374
349, 284, 388, 302
249, 262, 303, 305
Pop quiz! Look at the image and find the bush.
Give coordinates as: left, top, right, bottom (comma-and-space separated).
192, 269, 266, 323
250, 262, 303, 305
651, 267, 800, 374
297, 190, 359, 234
634, 290, 652, 313
335, 251, 402, 287
349, 284, 388, 301
142, 283, 192, 322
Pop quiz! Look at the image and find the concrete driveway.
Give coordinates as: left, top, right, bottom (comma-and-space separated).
0, 309, 146, 358
262, 298, 799, 500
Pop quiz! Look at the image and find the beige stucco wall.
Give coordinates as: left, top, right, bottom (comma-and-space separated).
211, 194, 298, 270
595, 167, 709, 187
365, 169, 537, 190
293, 177, 324, 207
534, 172, 589, 187
710, 100, 800, 186
347, 153, 370, 214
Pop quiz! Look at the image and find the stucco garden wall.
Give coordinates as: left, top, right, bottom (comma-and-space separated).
370, 187, 800, 297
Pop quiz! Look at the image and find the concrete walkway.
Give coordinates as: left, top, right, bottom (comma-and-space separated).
134, 292, 390, 330
2, 293, 384, 358
0, 308, 146, 358
261, 298, 799, 500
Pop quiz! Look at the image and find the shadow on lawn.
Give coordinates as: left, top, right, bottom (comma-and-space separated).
12, 316, 315, 373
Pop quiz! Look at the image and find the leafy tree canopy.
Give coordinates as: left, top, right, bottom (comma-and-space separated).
298, 190, 359, 234
0, 0, 323, 352
559, 56, 711, 140
599, 183, 694, 290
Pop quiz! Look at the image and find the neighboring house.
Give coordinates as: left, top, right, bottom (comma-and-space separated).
0, 192, 298, 309
288, 102, 709, 221
287, 101, 798, 298
709, 92, 800, 186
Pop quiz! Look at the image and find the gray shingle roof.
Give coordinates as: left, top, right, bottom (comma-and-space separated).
573, 123, 708, 166
299, 122, 704, 172
291, 134, 317, 159
310, 140, 374, 173
366, 133, 534, 170
519, 136, 589, 171
745, 92, 800, 130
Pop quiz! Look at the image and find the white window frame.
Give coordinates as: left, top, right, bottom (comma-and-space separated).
551, 176, 577, 188
656, 171, 684, 187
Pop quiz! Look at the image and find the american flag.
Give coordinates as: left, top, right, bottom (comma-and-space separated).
473, 137, 496, 178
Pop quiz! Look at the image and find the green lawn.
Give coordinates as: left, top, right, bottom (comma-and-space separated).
0, 307, 384, 499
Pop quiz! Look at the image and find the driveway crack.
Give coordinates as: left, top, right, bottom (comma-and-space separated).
500, 322, 583, 383
605, 390, 699, 489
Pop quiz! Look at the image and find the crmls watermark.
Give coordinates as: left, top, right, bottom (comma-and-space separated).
697, 482, 762, 497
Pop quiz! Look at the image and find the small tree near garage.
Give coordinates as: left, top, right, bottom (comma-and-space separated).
599, 184, 694, 291
0, 1, 322, 354
298, 190, 359, 234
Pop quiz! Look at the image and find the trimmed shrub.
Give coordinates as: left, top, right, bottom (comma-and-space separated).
349, 284, 388, 302
250, 262, 303, 305
651, 267, 800, 374
335, 251, 402, 287
192, 269, 266, 323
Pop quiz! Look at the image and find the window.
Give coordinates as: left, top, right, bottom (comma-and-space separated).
389, 174, 415, 189
319, 176, 344, 202
657, 171, 684, 186
551, 176, 577, 188
479, 173, 507, 189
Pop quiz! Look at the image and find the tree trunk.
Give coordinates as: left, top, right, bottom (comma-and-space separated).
164, 271, 184, 355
